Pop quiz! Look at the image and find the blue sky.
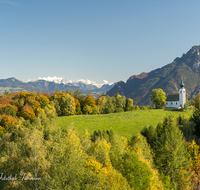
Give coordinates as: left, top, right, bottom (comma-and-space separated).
0, 0, 200, 84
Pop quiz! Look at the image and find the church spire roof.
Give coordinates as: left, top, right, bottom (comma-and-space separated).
180, 78, 185, 88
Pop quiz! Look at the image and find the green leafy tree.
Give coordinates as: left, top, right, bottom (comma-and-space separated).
91, 106, 99, 114
109, 134, 126, 170
74, 98, 81, 115
0, 129, 50, 190
88, 138, 111, 166
74, 89, 82, 99
125, 98, 134, 111
48, 128, 86, 189
2, 104, 17, 117
103, 96, 116, 114
83, 105, 92, 115
97, 95, 107, 114
120, 151, 153, 190
51, 92, 75, 116
150, 89, 166, 108
115, 93, 126, 112
184, 99, 189, 110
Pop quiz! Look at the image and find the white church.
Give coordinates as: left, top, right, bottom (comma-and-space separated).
166, 79, 186, 108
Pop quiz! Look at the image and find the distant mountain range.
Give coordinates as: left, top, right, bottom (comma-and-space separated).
3, 45, 200, 104
107, 45, 200, 105
0, 77, 115, 97
36, 77, 113, 89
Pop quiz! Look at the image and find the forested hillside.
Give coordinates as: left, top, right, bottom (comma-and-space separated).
0, 90, 200, 189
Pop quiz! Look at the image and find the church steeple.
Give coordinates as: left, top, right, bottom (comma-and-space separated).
180, 78, 185, 88
179, 77, 186, 108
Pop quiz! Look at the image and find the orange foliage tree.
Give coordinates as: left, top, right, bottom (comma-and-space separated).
0, 114, 15, 131
30, 100, 41, 116
84, 94, 96, 107
20, 105, 36, 121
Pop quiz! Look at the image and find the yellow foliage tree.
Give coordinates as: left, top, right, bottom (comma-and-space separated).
86, 156, 131, 189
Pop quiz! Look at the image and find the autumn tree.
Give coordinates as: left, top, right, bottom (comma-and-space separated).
88, 138, 111, 166
1, 104, 17, 117
29, 100, 41, 116
20, 105, 35, 121
83, 94, 99, 115
150, 89, 166, 108
49, 128, 90, 189
50, 92, 75, 116
36, 94, 49, 109
83, 94, 96, 107
0, 114, 15, 131
97, 95, 107, 114
115, 93, 126, 112
125, 98, 134, 111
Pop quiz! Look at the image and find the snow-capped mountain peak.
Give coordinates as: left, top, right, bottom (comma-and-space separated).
26, 76, 114, 89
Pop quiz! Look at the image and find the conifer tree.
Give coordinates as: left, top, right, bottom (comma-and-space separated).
154, 123, 193, 189
192, 92, 200, 138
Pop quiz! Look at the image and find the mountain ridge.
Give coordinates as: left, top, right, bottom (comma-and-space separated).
107, 45, 200, 105
0, 77, 114, 98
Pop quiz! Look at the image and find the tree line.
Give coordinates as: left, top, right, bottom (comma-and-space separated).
52, 89, 152, 116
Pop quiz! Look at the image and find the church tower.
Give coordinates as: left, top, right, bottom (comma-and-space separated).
179, 79, 186, 108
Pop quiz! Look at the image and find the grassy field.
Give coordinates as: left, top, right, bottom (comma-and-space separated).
57, 109, 192, 139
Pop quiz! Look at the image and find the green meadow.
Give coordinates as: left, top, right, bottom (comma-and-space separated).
57, 109, 192, 139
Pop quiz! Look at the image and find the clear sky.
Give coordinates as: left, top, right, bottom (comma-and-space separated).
1, 0, 200, 84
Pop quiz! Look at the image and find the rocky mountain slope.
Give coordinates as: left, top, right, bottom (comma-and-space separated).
107, 45, 200, 105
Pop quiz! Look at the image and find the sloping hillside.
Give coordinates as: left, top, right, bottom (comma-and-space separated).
107, 45, 200, 105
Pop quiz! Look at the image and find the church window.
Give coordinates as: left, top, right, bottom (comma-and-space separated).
171, 102, 173, 105
176, 102, 177, 105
